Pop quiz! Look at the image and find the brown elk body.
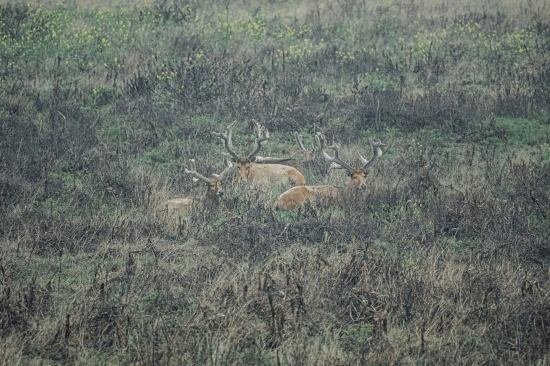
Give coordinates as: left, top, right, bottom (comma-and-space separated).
214, 120, 306, 186
274, 139, 385, 211
233, 157, 305, 185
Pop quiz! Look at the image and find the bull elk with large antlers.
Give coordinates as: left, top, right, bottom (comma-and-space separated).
213, 120, 306, 186
273, 138, 385, 210
155, 155, 234, 217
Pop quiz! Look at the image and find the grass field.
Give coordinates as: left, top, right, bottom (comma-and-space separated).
1, 0, 550, 364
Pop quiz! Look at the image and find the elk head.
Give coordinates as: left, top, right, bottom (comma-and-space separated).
184, 154, 234, 197
323, 138, 385, 189
155, 155, 234, 220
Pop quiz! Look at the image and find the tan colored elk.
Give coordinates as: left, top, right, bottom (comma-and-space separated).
213, 120, 306, 186
273, 138, 385, 210
295, 131, 326, 160
155, 155, 234, 217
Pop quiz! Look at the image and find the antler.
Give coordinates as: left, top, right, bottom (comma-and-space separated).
248, 119, 271, 161
253, 119, 270, 145
357, 138, 385, 169
323, 144, 355, 174
254, 156, 294, 164
212, 121, 239, 161
184, 159, 211, 183
314, 132, 326, 151
295, 132, 309, 153
213, 153, 234, 180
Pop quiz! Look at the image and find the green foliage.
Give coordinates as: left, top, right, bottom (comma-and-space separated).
142, 290, 160, 302
342, 324, 373, 354
496, 115, 550, 146
362, 72, 398, 92
241, 349, 274, 365
91, 87, 117, 108
142, 150, 170, 167
465, 335, 481, 349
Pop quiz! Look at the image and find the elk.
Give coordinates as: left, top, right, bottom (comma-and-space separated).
213, 120, 306, 186
295, 131, 326, 160
273, 138, 385, 211
155, 155, 234, 217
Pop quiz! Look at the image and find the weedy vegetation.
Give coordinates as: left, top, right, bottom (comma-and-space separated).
1, 0, 550, 364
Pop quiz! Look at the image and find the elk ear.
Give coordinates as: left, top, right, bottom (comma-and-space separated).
192, 178, 200, 183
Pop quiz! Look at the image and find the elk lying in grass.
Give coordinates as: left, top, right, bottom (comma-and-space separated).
155, 155, 233, 218
273, 138, 385, 211
213, 120, 306, 186
295, 131, 326, 160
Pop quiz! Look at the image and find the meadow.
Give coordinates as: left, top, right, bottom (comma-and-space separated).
1, 0, 550, 364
